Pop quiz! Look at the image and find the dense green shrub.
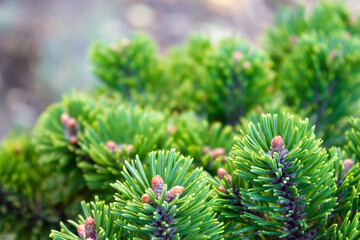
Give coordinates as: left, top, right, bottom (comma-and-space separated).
2, 1, 360, 239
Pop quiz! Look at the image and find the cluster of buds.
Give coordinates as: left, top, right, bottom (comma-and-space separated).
141, 175, 185, 204
60, 113, 79, 145
341, 159, 354, 179
203, 146, 226, 163
105, 140, 133, 155
217, 168, 232, 193
267, 136, 289, 160
77, 216, 97, 240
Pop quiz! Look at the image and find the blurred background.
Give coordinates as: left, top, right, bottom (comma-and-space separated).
0, 0, 359, 139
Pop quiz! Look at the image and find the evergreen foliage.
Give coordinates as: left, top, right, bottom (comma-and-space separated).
78, 104, 167, 191
0, 135, 60, 239
264, 1, 359, 73
2, 1, 360, 238
278, 32, 360, 145
50, 196, 127, 240
111, 149, 224, 239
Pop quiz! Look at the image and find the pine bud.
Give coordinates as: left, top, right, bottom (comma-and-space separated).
110, 42, 120, 52
141, 193, 152, 204
290, 34, 298, 44
77, 224, 85, 239
242, 61, 251, 69
66, 118, 77, 129
225, 174, 232, 186
84, 216, 97, 240
167, 125, 177, 135
125, 144, 133, 154
217, 168, 228, 180
121, 38, 130, 47
106, 140, 117, 153
218, 186, 227, 193
329, 50, 338, 60
211, 148, 226, 160
271, 136, 285, 153
203, 146, 211, 154
165, 186, 185, 203
69, 136, 78, 145
348, 15, 357, 25
60, 113, 70, 126
342, 159, 354, 178
152, 175, 164, 199
233, 51, 243, 61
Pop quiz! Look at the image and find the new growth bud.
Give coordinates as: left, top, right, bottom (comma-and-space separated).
77, 224, 85, 239
106, 140, 117, 154
60, 113, 70, 126
141, 193, 152, 204
218, 186, 227, 193
60, 113, 79, 145
84, 216, 97, 240
268, 136, 289, 160
271, 136, 285, 153
125, 144, 133, 154
290, 34, 298, 44
242, 61, 251, 69
167, 125, 177, 135
121, 38, 130, 47
342, 159, 354, 178
152, 175, 164, 199
217, 168, 232, 186
217, 168, 228, 179
165, 186, 185, 203
233, 51, 243, 61
204, 146, 226, 163
110, 42, 120, 52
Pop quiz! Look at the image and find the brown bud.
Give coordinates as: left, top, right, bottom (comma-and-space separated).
217, 168, 228, 180
218, 186, 227, 193
77, 224, 85, 239
348, 15, 357, 25
84, 216, 97, 240
329, 50, 338, 60
125, 144, 133, 154
121, 38, 130, 47
152, 175, 164, 199
271, 136, 285, 153
203, 146, 211, 154
110, 42, 120, 52
69, 136, 78, 145
211, 148, 226, 160
233, 51, 243, 61
141, 193, 152, 204
106, 140, 117, 153
165, 186, 185, 203
60, 113, 70, 126
167, 125, 177, 135
66, 118, 77, 128
290, 34, 298, 44
242, 61, 251, 69
225, 174, 232, 186
342, 159, 354, 178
